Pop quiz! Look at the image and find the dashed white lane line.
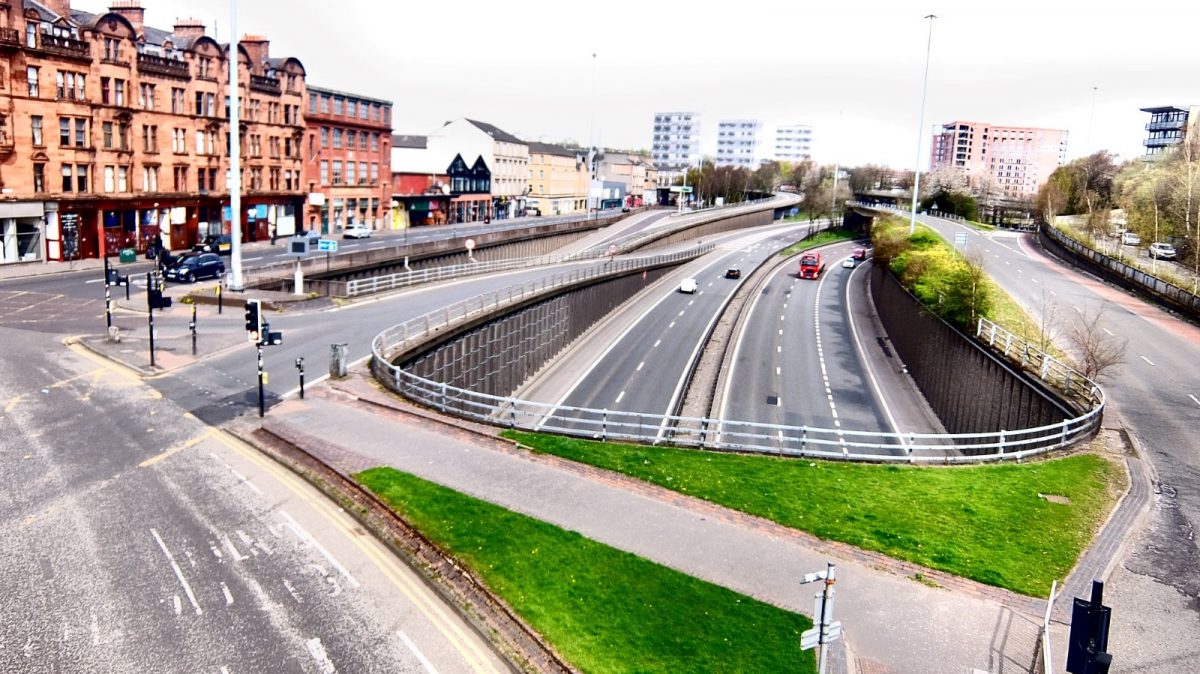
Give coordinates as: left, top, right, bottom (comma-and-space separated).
1189, 394, 1200, 408
1103, 328, 1114, 336
1140, 356, 1155, 366
778, 329, 783, 336
780, 314, 786, 321
279, 511, 360, 588
615, 390, 625, 404
678, 310, 686, 317
151, 529, 203, 615
84, 278, 104, 284
636, 361, 645, 371
243, 256, 263, 262
776, 367, 781, 376
668, 321, 676, 329
653, 340, 661, 348
398, 630, 442, 674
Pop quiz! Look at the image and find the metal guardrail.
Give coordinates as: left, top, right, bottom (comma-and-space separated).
370, 261, 1106, 463
975, 317, 1103, 406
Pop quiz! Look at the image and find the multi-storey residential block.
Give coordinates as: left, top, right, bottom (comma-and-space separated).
715, 119, 761, 168
302, 85, 392, 234
0, 0, 308, 264
650, 111, 700, 170
1140, 105, 1198, 161
526, 142, 588, 216
774, 124, 813, 162
929, 121, 1068, 200
425, 118, 527, 220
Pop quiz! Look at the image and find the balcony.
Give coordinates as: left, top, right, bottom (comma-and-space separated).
1144, 136, 1183, 148
35, 33, 91, 62
250, 75, 281, 95
138, 52, 190, 80
1145, 120, 1186, 132
0, 27, 19, 49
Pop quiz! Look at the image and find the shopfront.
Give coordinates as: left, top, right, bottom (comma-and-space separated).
0, 202, 47, 265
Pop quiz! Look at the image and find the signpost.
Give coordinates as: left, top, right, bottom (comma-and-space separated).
318, 238, 337, 272
465, 237, 476, 261
800, 563, 841, 674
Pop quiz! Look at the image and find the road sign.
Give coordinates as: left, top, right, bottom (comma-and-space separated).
669, 186, 694, 193
317, 239, 338, 253
954, 232, 968, 248
465, 238, 476, 251
800, 621, 842, 650
607, 244, 617, 256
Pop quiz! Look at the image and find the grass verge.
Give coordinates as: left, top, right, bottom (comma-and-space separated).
777, 228, 860, 257
500, 432, 1121, 598
357, 467, 815, 674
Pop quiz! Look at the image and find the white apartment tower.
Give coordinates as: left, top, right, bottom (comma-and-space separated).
651, 112, 701, 169
715, 119, 762, 168
774, 124, 813, 162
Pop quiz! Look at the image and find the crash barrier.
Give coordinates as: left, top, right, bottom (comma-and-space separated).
1042, 224, 1200, 320
371, 254, 1105, 464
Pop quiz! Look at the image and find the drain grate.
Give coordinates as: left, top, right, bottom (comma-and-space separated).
766, 395, 780, 406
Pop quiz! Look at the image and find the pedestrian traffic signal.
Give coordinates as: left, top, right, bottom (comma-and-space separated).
147, 287, 172, 310
244, 299, 262, 342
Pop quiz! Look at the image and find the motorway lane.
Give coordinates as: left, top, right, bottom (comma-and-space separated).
721, 241, 897, 455
550, 226, 811, 435
0, 325, 507, 673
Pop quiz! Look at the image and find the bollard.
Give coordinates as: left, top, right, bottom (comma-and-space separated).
329, 343, 349, 379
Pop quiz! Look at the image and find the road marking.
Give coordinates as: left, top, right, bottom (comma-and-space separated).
636, 361, 644, 371
778, 329, 783, 336
615, 390, 625, 404
1189, 394, 1200, 408
653, 340, 661, 348
221, 582, 234, 605
777, 345, 781, 353
279, 510, 360, 588
1072, 305, 1082, 313
305, 637, 337, 674
776, 367, 781, 376
140, 433, 208, 467
150, 529, 202, 615
84, 278, 104, 284
243, 256, 263, 262
1140, 356, 1155, 366
210, 452, 264, 495
399, 631, 442, 674
678, 310, 685, 317
668, 321, 675, 329
1103, 328, 1114, 336
780, 314, 785, 321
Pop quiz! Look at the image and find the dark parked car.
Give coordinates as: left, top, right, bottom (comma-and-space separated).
165, 252, 225, 283
194, 234, 232, 255
725, 268, 741, 279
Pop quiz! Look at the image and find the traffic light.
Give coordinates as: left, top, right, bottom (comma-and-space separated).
147, 287, 172, 310
264, 329, 283, 346
244, 299, 262, 343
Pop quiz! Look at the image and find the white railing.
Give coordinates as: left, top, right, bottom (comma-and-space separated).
370, 275, 1106, 463
975, 317, 1103, 406
1040, 580, 1059, 674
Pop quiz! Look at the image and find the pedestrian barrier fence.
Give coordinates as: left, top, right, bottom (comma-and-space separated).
974, 317, 1102, 408
371, 254, 1106, 463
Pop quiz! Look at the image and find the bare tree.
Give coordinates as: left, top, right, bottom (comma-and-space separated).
1065, 305, 1127, 382
1033, 287, 1063, 353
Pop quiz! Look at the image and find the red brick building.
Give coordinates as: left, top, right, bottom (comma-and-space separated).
301, 85, 391, 235
0, 0, 307, 264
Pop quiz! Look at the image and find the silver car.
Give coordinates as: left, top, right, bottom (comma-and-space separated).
1148, 242, 1177, 260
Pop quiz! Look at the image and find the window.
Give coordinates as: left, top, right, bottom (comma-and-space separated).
346, 161, 356, 184
195, 130, 204, 154
104, 166, 115, 193
59, 117, 70, 146
319, 95, 329, 113
103, 37, 119, 62
142, 125, 157, 153
172, 128, 185, 154
249, 134, 261, 157
27, 67, 39, 97
103, 122, 113, 149
198, 167, 207, 192
333, 128, 342, 149
320, 127, 328, 148
171, 87, 185, 114
332, 97, 342, 115
62, 165, 73, 192
139, 83, 155, 110
143, 166, 158, 192
370, 163, 378, 184
195, 92, 203, 115
101, 77, 111, 104
347, 130, 356, 149
76, 165, 88, 193
118, 122, 130, 151
25, 22, 36, 48
359, 162, 366, 184
332, 161, 342, 184
31, 116, 43, 146
360, 103, 369, 121
320, 160, 328, 185
33, 163, 45, 192
116, 166, 127, 192
308, 95, 317, 114
370, 133, 379, 151
359, 132, 368, 151
346, 99, 356, 117
114, 79, 125, 106
173, 166, 187, 191
74, 118, 86, 147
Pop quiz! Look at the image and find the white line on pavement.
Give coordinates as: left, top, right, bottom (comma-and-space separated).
653, 340, 661, 348
84, 278, 104, 284
615, 390, 625, 404
1189, 394, 1200, 407
305, 637, 337, 674
150, 529, 203, 615
1140, 356, 1155, 366
1103, 328, 1114, 336
398, 631, 442, 674
636, 361, 644, 371
279, 511, 360, 588
243, 256, 263, 262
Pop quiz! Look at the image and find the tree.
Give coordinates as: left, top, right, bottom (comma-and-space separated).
939, 252, 992, 329
1065, 305, 1126, 382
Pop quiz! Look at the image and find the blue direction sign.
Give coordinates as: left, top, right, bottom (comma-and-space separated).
317, 239, 338, 253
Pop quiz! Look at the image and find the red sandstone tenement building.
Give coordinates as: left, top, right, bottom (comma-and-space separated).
301, 85, 392, 235
0, 0, 308, 264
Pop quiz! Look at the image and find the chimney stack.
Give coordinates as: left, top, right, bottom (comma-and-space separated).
172, 18, 206, 40
109, 1, 145, 35
239, 35, 270, 72
42, 0, 73, 17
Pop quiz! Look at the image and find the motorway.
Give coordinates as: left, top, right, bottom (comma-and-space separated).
911, 213, 1200, 673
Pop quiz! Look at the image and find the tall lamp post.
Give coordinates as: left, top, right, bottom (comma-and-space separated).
228, 0, 244, 289
909, 13, 937, 234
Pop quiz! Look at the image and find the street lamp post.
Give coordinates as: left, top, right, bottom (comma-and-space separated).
909, 13, 937, 235
228, 0, 244, 290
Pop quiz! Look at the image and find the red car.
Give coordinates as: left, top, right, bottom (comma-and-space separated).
852, 247, 868, 260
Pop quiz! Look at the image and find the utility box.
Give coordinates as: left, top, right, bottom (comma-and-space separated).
119, 248, 136, 263
330, 343, 349, 379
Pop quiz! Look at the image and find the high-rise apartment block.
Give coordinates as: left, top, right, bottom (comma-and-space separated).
1140, 105, 1198, 161
773, 124, 813, 162
929, 121, 1068, 199
715, 119, 761, 168
650, 112, 700, 169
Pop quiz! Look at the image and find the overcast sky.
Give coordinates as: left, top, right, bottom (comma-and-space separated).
84, 0, 1200, 168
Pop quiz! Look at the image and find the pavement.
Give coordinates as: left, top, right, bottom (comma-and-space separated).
9, 230, 1159, 674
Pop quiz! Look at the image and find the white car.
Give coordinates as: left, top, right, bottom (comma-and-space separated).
342, 223, 372, 239
841, 258, 856, 268
679, 278, 699, 294
1121, 231, 1140, 246
1149, 242, 1177, 260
